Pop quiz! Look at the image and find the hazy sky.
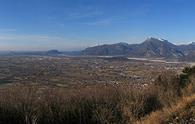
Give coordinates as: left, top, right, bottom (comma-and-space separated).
0, 0, 195, 51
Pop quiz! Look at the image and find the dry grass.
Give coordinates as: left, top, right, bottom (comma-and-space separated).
136, 66, 195, 124
136, 94, 195, 124
0, 84, 162, 124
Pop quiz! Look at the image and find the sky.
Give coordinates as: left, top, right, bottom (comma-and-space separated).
0, 0, 195, 51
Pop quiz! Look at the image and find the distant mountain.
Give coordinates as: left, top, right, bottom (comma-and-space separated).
1, 50, 81, 56
2, 37, 195, 61
6, 50, 61, 56
178, 42, 195, 55
82, 37, 185, 58
82, 42, 135, 56
46, 50, 62, 55
133, 38, 184, 58
45, 50, 81, 56
179, 51, 195, 62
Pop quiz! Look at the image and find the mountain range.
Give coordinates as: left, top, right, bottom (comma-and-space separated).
81, 37, 195, 60
1, 37, 195, 61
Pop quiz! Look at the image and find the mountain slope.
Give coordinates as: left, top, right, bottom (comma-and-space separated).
134, 38, 184, 58
179, 51, 195, 61
82, 42, 137, 56
178, 42, 195, 55
82, 37, 184, 58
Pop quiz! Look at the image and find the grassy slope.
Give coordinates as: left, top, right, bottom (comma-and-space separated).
137, 94, 195, 124
137, 66, 195, 124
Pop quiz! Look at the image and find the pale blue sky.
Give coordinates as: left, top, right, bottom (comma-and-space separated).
0, 0, 195, 51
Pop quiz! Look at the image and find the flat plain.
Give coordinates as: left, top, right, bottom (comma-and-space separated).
0, 56, 188, 88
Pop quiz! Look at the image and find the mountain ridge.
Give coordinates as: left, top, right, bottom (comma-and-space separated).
81, 37, 195, 59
